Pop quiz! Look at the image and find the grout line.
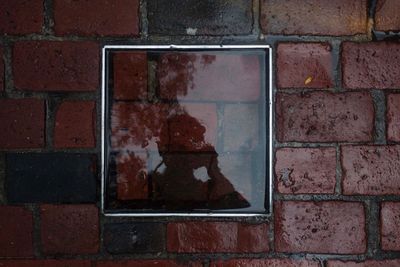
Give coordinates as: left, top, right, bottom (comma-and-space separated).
366, 200, 380, 257
43, 0, 55, 35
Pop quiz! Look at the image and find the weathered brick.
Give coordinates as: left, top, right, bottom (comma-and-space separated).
342, 42, 400, 89
6, 153, 96, 203
275, 201, 366, 254
96, 260, 202, 267
104, 223, 165, 254
13, 41, 99, 91
387, 94, 400, 142
261, 0, 367, 36
0, 206, 33, 257
211, 259, 320, 267
167, 222, 269, 253
276, 92, 374, 142
148, 0, 252, 35
277, 43, 333, 89
0, 99, 45, 149
54, 0, 139, 36
381, 202, 400, 251
54, 101, 96, 148
0, 260, 91, 267
328, 259, 400, 267
375, 0, 400, 32
113, 52, 147, 100
342, 145, 400, 195
0, 1, 43, 35
275, 147, 336, 194
40, 204, 99, 255
0, 46, 4, 91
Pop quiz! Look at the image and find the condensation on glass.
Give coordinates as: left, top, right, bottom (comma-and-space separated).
102, 45, 272, 216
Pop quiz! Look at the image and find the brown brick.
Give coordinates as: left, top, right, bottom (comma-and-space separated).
40, 204, 99, 255
96, 260, 202, 267
13, 41, 99, 92
0, 46, 4, 92
277, 43, 333, 89
275, 147, 336, 194
275, 201, 366, 254
328, 259, 400, 267
0, 98, 45, 149
211, 259, 320, 267
342, 42, 400, 89
261, 0, 367, 36
0, 1, 43, 35
167, 222, 269, 253
375, 0, 400, 32
387, 94, 400, 142
342, 145, 400, 195
381, 202, 400, 251
0, 260, 91, 267
276, 92, 374, 142
0, 206, 33, 257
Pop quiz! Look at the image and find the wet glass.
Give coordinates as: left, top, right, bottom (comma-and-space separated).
103, 47, 270, 215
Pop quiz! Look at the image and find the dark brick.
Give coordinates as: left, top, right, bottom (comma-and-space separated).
381, 202, 400, 251
6, 153, 96, 203
276, 92, 374, 142
275, 147, 336, 194
40, 204, 99, 255
148, 0, 252, 35
167, 222, 269, 253
0, 0, 43, 35
96, 260, 202, 267
375, 0, 400, 32
0, 99, 45, 149
387, 94, 400, 142
54, 0, 139, 36
275, 201, 366, 254
0, 206, 33, 257
342, 145, 400, 195
277, 43, 333, 89
211, 259, 320, 267
342, 42, 400, 89
104, 223, 165, 254
13, 41, 99, 92
328, 259, 400, 267
261, 0, 367, 36
0, 46, 3, 92
54, 101, 96, 148
0, 260, 91, 267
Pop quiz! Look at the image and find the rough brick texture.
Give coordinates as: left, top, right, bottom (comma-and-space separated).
13, 41, 99, 91
381, 202, 400, 251
328, 259, 400, 267
387, 94, 400, 142
275, 147, 336, 194
0, 46, 3, 92
167, 222, 269, 253
0, 99, 45, 149
96, 260, 202, 267
276, 92, 374, 142
0, 1, 43, 35
0, 206, 33, 257
275, 201, 366, 254
0, 260, 91, 267
54, 101, 96, 148
40, 205, 99, 255
375, 0, 400, 32
342, 145, 400, 195
261, 0, 367, 36
54, 0, 139, 36
342, 42, 400, 89
211, 259, 320, 267
277, 43, 333, 89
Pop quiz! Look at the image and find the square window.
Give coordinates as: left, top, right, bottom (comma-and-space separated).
101, 45, 272, 216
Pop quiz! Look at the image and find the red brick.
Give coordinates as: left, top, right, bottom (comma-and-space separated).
159, 53, 260, 101
342, 145, 400, 195
0, 1, 43, 35
381, 202, 400, 251
0, 206, 33, 257
113, 52, 147, 100
277, 43, 333, 89
275, 147, 336, 194
328, 259, 400, 267
0, 46, 4, 91
96, 260, 202, 267
375, 0, 400, 32
0, 98, 45, 149
13, 41, 99, 92
167, 222, 268, 253
342, 42, 400, 89
276, 92, 374, 142
0, 260, 91, 267
40, 204, 99, 255
261, 0, 367, 36
211, 259, 320, 267
387, 94, 400, 142
54, 101, 96, 148
275, 201, 366, 254
54, 0, 139, 36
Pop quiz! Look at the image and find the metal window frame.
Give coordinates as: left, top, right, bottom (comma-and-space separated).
101, 44, 273, 217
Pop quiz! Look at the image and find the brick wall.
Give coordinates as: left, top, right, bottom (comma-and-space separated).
0, 0, 400, 266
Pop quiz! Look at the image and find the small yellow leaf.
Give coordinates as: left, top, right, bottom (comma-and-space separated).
304, 76, 313, 85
